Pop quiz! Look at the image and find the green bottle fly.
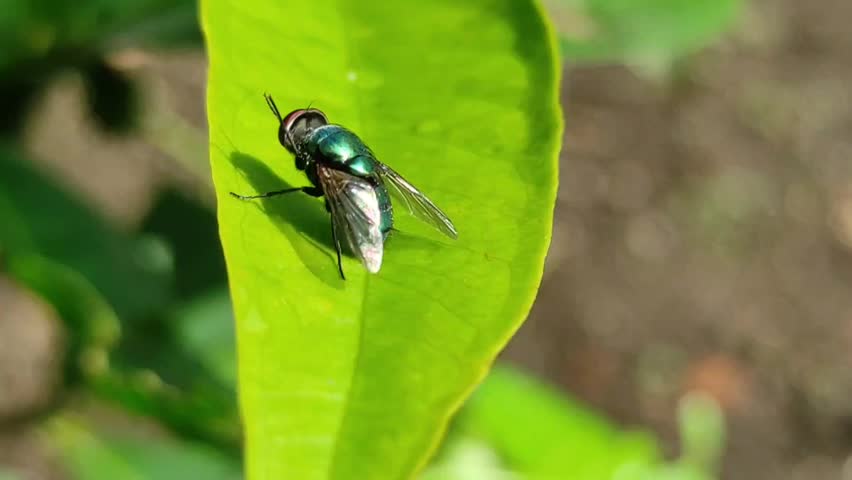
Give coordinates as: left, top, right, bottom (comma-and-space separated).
230, 94, 457, 279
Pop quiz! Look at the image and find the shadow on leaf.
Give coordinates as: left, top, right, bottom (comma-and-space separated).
227, 151, 344, 288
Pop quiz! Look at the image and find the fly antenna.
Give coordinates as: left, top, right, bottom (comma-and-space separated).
306, 100, 315, 110
264, 93, 283, 123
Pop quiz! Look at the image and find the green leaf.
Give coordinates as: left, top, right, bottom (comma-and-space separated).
87, 370, 241, 453
94, 287, 241, 451
47, 414, 241, 480
627, 463, 714, 480
7, 252, 240, 449
546, 0, 741, 65
0, 145, 173, 321
0, 0, 199, 136
90, 287, 241, 451
140, 189, 227, 301
677, 393, 725, 471
0, 148, 237, 448
6, 253, 120, 382
0, 0, 200, 64
458, 366, 660, 479
0, 468, 21, 480
420, 438, 519, 480
171, 288, 236, 387
202, 1, 562, 479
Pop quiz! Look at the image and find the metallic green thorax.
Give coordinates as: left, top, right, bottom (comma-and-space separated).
300, 124, 394, 237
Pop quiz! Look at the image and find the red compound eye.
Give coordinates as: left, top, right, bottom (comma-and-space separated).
282, 109, 307, 131
282, 109, 328, 130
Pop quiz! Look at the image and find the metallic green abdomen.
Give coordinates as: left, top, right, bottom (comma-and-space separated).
305, 125, 393, 238
375, 180, 393, 240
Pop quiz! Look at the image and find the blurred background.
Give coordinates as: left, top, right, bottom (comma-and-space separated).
2, 0, 852, 478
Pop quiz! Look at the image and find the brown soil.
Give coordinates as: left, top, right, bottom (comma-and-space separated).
506, 0, 852, 478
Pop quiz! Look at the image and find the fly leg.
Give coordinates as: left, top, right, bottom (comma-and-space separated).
329, 214, 346, 280
229, 186, 323, 200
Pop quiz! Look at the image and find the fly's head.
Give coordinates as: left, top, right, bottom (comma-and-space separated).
264, 94, 327, 170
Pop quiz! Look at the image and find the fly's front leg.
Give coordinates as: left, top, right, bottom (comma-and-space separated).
230, 185, 323, 200
301, 186, 324, 197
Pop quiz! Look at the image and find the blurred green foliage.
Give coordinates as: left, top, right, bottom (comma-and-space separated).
0, 0, 199, 135
0, 470, 20, 480
46, 415, 241, 480
456, 367, 661, 478
6, 253, 120, 383
82, 60, 139, 133
0, 0, 737, 477
424, 367, 725, 480
0, 146, 173, 321
547, 0, 741, 72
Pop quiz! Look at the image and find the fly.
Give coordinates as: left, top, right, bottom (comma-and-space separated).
230, 94, 458, 279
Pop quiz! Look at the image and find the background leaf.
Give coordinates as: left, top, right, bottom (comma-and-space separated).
89, 290, 241, 452
140, 189, 227, 301
546, 0, 741, 66
0, 469, 20, 480
426, 366, 725, 480
202, 1, 562, 479
170, 288, 237, 387
47, 413, 241, 480
677, 393, 725, 472
420, 437, 519, 480
0, 145, 173, 321
457, 366, 660, 479
6, 253, 120, 384
0, 0, 200, 137
0, 146, 239, 448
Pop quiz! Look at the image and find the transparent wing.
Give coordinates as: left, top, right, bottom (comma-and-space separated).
375, 163, 458, 239
317, 166, 384, 273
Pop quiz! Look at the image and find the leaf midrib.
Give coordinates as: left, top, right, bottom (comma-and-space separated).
324, 2, 370, 479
